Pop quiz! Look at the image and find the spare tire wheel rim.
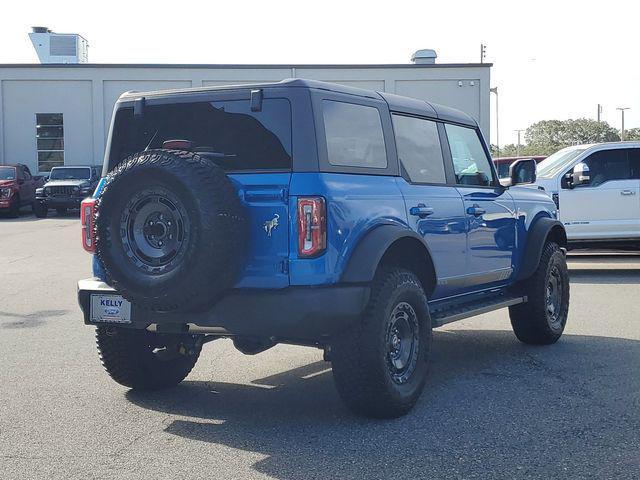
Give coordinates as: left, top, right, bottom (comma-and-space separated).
385, 301, 420, 385
120, 187, 191, 274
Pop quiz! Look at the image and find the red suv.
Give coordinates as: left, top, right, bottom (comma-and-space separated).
0, 164, 45, 218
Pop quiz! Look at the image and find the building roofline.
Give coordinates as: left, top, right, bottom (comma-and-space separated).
0, 62, 492, 69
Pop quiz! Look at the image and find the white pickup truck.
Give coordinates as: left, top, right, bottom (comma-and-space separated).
533, 142, 640, 249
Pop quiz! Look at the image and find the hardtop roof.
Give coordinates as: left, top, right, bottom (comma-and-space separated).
118, 78, 478, 128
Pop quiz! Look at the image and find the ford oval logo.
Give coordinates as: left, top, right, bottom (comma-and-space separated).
104, 307, 119, 315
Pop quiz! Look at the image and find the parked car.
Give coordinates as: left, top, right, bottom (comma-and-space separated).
34, 165, 101, 218
0, 164, 46, 217
493, 155, 546, 178
533, 142, 640, 249
77, 79, 569, 418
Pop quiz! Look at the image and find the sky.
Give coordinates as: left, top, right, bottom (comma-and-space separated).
2, 0, 639, 146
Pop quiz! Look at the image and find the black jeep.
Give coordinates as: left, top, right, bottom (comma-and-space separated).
34, 166, 101, 217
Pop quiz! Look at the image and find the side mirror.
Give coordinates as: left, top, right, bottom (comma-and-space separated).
572, 162, 590, 186
506, 158, 537, 186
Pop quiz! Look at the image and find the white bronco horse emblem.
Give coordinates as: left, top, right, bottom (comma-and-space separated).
263, 214, 280, 237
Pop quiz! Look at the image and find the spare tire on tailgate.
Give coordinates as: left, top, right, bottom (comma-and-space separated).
95, 149, 247, 312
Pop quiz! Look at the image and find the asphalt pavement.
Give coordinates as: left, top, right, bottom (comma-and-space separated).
1, 213, 639, 479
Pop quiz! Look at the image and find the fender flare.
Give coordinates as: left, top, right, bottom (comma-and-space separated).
516, 217, 567, 281
341, 225, 435, 291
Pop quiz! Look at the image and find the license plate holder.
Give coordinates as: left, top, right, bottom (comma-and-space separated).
90, 294, 132, 324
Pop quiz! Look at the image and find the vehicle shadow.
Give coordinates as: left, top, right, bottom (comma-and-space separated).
126, 330, 640, 479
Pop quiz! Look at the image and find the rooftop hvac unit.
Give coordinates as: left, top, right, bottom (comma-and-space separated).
29, 27, 89, 64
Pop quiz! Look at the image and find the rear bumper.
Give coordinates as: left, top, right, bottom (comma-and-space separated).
77, 278, 370, 343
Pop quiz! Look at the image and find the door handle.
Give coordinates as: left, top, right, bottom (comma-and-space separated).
409, 204, 434, 218
467, 204, 486, 216
620, 190, 636, 196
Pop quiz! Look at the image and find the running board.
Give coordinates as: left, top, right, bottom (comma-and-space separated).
430, 295, 527, 328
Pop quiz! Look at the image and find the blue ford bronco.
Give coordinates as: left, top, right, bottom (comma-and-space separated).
77, 79, 569, 418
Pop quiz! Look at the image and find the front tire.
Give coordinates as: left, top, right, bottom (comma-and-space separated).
95, 327, 201, 390
509, 242, 570, 345
33, 202, 48, 218
8, 198, 20, 218
331, 268, 432, 418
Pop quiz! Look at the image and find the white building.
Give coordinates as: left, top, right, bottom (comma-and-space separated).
0, 57, 491, 174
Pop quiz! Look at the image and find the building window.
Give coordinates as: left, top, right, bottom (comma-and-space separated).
36, 113, 64, 172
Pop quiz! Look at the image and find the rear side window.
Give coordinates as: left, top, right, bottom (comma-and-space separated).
445, 124, 494, 187
392, 114, 446, 184
108, 99, 292, 171
323, 100, 387, 169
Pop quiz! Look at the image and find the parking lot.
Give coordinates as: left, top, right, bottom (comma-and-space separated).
1, 214, 639, 479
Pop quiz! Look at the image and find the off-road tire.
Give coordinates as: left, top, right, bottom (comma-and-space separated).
509, 242, 570, 345
33, 202, 48, 218
95, 326, 200, 390
331, 268, 432, 418
8, 198, 20, 218
95, 149, 247, 312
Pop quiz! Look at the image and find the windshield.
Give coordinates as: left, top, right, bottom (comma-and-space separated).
536, 147, 587, 178
49, 167, 90, 180
0, 167, 16, 180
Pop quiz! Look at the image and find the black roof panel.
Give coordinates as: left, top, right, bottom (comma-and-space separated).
116, 78, 478, 128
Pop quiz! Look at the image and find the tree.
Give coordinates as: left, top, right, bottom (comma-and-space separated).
524, 118, 620, 155
622, 127, 640, 141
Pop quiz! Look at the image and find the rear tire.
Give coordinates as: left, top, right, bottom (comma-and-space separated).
33, 202, 48, 218
331, 268, 432, 418
509, 242, 570, 345
95, 326, 201, 390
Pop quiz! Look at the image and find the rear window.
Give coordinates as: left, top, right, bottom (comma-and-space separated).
108, 98, 292, 171
323, 100, 387, 169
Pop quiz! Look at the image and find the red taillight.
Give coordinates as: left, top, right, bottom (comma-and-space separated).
81, 197, 97, 253
297, 197, 326, 258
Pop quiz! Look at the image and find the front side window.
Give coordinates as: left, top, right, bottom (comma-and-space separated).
445, 124, 493, 187
36, 113, 64, 172
109, 98, 292, 171
323, 100, 387, 169
579, 149, 639, 187
392, 114, 445, 183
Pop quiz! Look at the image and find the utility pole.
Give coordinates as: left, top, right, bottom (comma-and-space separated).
490, 87, 499, 157
514, 129, 525, 156
617, 107, 630, 140
597, 104, 602, 123
480, 44, 486, 64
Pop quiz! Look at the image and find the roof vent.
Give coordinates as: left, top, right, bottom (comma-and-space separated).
28, 27, 88, 64
411, 49, 437, 64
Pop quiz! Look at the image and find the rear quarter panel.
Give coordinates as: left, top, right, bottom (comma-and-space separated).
288, 173, 408, 285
